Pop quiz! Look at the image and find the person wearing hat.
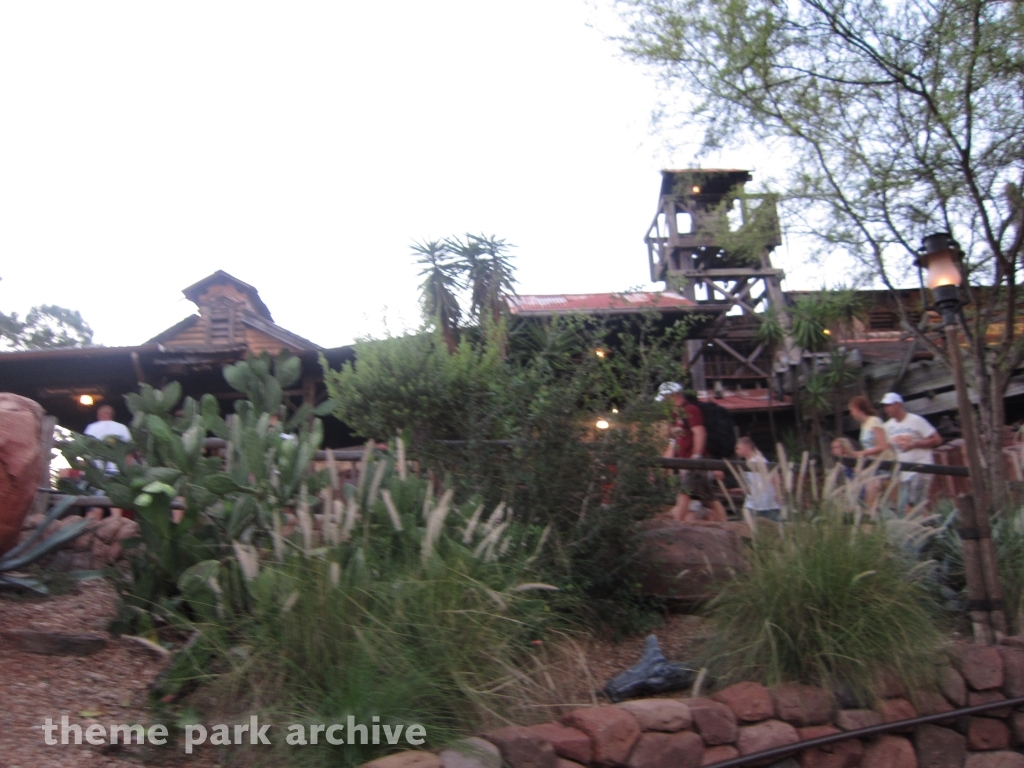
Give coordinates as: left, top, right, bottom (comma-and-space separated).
656, 382, 725, 522
881, 392, 942, 515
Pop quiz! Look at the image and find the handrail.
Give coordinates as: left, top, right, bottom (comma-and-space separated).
704, 693, 1024, 768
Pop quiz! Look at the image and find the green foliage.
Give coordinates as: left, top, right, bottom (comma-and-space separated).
414, 240, 463, 352
993, 507, 1024, 634
324, 312, 693, 632
0, 496, 90, 593
59, 351, 325, 634
0, 303, 93, 350
163, 446, 563, 765
706, 514, 944, 702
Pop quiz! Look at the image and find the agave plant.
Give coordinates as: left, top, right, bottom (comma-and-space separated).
0, 496, 89, 593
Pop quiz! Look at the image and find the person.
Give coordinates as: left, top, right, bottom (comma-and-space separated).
847, 395, 891, 507
881, 392, 942, 515
735, 437, 781, 522
83, 404, 132, 519
656, 382, 726, 522
84, 405, 132, 467
830, 437, 858, 482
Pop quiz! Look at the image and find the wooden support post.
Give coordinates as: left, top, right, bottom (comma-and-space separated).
31, 415, 57, 517
956, 494, 995, 643
946, 324, 1007, 640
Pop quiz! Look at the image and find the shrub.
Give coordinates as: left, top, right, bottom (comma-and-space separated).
322, 313, 698, 634
170, 446, 569, 767
706, 514, 945, 702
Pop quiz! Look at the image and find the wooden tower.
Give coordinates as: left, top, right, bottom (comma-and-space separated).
644, 169, 789, 394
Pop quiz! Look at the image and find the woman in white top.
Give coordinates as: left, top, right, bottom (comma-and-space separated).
848, 395, 890, 509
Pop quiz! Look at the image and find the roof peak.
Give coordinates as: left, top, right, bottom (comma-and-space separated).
181, 270, 273, 321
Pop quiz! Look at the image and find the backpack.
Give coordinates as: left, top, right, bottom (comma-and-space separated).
696, 401, 738, 459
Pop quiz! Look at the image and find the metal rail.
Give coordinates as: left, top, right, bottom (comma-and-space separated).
704, 693, 1024, 768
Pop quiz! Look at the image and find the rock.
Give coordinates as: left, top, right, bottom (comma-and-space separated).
967, 718, 1010, 751
485, 726, 559, 768
563, 707, 641, 766
94, 515, 125, 544
72, 521, 94, 550
713, 682, 775, 723
521, 723, 593, 764
636, 522, 747, 601
556, 761, 587, 768
626, 731, 704, 768
965, 753, 1024, 768
22, 512, 45, 530
604, 636, 696, 702
968, 691, 1010, 718
953, 645, 1004, 691
70, 551, 93, 570
914, 724, 966, 768
861, 735, 917, 768
440, 739, 502, 768
999, 635, 1024, 648
912, 691, 954, 717
115, 518, 140, 541
876, 669, 910, 699
836, 709, 883, 731
737, 719, 800, 756
688, 698, 739, 746
796, 726, 862, 768
797, 726, 841, 740
0, 630, 107, 655
0, 393, 45, 556
938, 667, 968, 707
771, 685, 835, 727
701, 745, 739, 766
996, 647, 1024, 698
876, 699, 917, 728
616, 699, 692, 732
363, 752, 442, 768
1010, 712, 1024, 744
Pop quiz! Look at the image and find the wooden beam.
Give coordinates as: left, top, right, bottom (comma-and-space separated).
711, 337, 768, 377
680, 268, 785, 279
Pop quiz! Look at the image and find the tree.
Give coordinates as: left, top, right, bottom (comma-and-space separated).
414, 240, 463, 353
619, 0, 1024, 506
445, 233, 518, 327
412, 234, 518, 353
0, 304, 93, 350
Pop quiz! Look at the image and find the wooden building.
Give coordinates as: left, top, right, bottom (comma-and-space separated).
0, 271, 354, 443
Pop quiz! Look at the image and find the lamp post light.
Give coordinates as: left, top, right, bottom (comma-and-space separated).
916, 233, 1006, 641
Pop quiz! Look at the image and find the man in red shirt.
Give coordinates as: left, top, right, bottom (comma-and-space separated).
656, 382, 725, 522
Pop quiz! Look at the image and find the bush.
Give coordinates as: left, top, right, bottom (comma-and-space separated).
706, 514, 945, 702
323, 314, 695, 634
172, 446, 569, 767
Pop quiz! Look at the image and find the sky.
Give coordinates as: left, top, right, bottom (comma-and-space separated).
0, 1, 817, 350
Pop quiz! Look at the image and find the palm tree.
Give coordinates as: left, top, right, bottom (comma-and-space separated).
413, 240, 462, 353
445, 233, 517, 326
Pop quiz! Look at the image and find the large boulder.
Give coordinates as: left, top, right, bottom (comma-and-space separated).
636, 521, 747, 601
0, 393, 45, 555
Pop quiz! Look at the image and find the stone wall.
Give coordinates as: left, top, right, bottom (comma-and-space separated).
359, 639, 1024, 768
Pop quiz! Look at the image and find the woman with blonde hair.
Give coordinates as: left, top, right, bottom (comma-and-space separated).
847, 395, 890, 508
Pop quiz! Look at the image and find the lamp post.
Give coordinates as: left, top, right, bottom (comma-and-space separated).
916, 233, 1006, 641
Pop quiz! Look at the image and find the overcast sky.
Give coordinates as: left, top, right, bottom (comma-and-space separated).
0, 1, 817, 350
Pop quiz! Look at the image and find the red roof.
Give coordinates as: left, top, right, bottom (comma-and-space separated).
698, 389, 792, 411
509, 292, 696, 317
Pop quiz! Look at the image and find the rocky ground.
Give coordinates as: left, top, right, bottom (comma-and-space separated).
0, 575, 711, 768
0, 579, 217, 768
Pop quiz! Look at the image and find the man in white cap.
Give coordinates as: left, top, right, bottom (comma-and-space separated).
656, 382, 725, 522
881, 392, 942, 515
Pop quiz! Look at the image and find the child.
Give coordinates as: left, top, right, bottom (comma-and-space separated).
735, 437, 782, 522
831, 437, 858, 481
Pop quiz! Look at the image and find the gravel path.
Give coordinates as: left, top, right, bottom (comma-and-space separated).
0, 580, 214, 768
